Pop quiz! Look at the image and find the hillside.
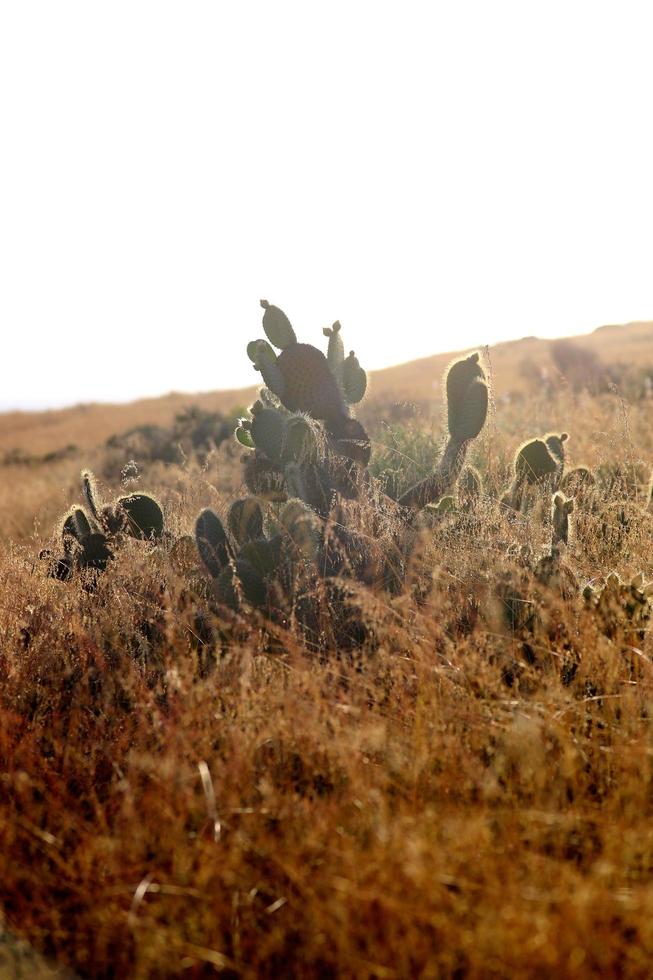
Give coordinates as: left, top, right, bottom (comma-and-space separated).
2, 320, 651, 457
5, 315, 653, 977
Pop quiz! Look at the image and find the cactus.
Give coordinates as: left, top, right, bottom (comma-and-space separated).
545, 432, 568, 481
247, 338, 286, 399
502, 439, 559, 513
228, 498, 264, 545
397, 353, 488, 511
240, 303, 375, 514
260, 299, 297, 350
118, 494, 164, 540
195, 496, 322, 613
323, 321, 345, 385
250, 301, 369, 432
46, 471, 164, 581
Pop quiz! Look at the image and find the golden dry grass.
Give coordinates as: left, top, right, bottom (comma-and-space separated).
3, 324, 653, 978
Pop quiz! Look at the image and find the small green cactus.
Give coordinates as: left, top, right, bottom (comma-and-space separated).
560, 465, 595, 498
194, 492, 323, 613
398, 352, 489, 511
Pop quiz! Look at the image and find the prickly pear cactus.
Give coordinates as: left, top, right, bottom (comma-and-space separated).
398, 352, 489, 511
194, 497, 322, 613
239, 302, 374, 515
45, 471, 164, 581
249, 301, 368, 429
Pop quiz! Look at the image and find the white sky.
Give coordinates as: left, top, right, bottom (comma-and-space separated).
1, 1, 652, 410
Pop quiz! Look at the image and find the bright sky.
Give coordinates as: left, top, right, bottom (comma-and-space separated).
1, 2, 652, 410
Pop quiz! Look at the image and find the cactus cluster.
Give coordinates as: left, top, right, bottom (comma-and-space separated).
249, 302, 367, 431
43, 471, 164, 581
41, 300, 653, 672
195, 496, 320, 611
237, 303, 372, 516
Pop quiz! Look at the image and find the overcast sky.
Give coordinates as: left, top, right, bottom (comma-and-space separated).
1, 2, 652, 410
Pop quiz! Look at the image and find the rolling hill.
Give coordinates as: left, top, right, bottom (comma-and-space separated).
1, 319, 651, 456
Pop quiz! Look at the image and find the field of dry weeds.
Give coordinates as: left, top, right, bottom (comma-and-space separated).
3, 325, 653, 978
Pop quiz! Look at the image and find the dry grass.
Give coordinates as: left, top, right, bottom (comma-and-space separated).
3, 329, 653, 978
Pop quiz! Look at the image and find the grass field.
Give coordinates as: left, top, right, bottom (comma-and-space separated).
2, 319, 653, 978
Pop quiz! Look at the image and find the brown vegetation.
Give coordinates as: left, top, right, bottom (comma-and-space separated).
3, 323, 653, 977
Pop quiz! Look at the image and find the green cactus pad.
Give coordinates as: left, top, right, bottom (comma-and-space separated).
247, 339, 275, 364
260, 300, 297, 350
330, 416, 371, 467
235, 424, 255, 449
323, 321, 345, 384
276, 343, 348, 422
446, 354, 488, 442
236, 558, 269, 606
251, 409, 285, 462
283, 414, 318, 463
515, 439, 558, 482
118, 494, 164, 540
195, 508, 233, 578
560, 466, 595, 495
228, 497, 264, 545
342, 350, 367, 404
248, 338, 286, 399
